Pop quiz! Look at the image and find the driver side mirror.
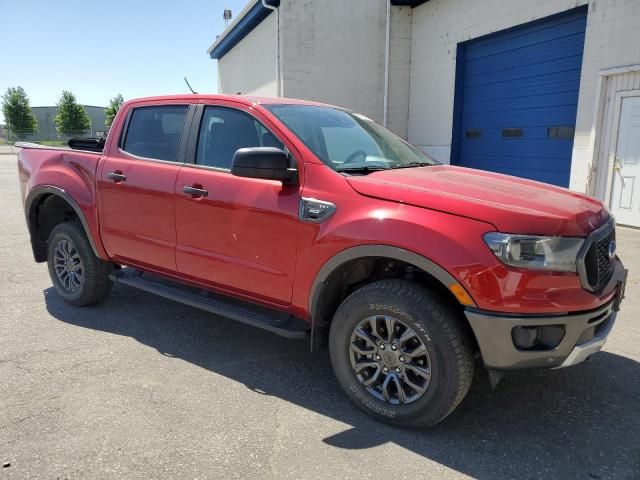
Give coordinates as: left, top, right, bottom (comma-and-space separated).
231, 147, 298, 183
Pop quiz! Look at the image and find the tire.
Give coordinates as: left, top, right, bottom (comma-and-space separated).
47, 221, 112, 306
329, 279, 474, 429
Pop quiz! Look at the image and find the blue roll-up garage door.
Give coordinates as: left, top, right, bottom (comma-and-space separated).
453, 7, 587, 187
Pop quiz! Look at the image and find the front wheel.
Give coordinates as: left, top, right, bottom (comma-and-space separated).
329, 279, 474, 429
47, 221, 112, 306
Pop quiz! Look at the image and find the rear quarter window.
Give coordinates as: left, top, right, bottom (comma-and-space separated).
121, 105, 188, 162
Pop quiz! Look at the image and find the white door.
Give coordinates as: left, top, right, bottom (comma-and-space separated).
611, 96, 640, 227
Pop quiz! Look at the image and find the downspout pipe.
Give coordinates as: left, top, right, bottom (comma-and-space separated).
383, 0, 391, 127
262, 0, 281, 97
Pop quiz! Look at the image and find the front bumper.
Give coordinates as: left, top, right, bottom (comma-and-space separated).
464, 262, 627, 370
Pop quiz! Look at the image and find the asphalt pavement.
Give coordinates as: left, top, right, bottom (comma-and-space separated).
1, 153, 639, 479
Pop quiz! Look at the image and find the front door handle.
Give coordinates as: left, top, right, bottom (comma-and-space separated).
107, 171, 127, 183
183, 185, 208, 198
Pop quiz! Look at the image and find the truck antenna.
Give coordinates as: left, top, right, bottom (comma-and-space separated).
184, 77, 198, 94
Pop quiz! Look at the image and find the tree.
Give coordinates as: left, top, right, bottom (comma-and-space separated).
105, 94, 124, 128
1, 87, 38, 140
54, 91, 90, 136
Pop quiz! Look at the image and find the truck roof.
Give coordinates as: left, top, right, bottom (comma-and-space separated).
125, 94, 335, 109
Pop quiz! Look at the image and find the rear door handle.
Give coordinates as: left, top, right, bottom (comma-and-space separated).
107, 171, 127, 183
183, 185, 208, 198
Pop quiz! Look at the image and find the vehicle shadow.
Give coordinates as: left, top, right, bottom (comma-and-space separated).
44, 285, 640, 479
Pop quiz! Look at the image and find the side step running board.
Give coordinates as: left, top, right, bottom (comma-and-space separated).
110, 268, 310, 340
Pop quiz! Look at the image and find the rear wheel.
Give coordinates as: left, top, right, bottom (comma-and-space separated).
47, 221, 112, 306
329, 279, 474, 429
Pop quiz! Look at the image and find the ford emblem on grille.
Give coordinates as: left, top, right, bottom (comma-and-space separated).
608, 241, 617, 259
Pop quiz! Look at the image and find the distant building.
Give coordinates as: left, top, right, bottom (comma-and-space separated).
20, 105, 107, 142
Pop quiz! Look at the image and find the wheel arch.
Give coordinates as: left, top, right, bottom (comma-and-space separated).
25, 185, 102, 262
308, 245, 477, 348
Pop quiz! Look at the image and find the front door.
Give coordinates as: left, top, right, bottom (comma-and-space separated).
174, 104, 300, 304
98, 103, 191, 272
611, 96, 640, 227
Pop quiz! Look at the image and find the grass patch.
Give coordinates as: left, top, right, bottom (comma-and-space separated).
34, 140, 68, 147
0, 140, 68, 146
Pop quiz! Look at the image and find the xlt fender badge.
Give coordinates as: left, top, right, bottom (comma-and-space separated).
299, 198, 336, 223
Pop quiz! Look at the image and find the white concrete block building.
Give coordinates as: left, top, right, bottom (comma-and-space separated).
208, 0, 640, 227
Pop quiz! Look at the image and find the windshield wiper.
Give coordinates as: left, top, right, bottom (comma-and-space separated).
390, 162, 434, 169
335, 165, 389, 174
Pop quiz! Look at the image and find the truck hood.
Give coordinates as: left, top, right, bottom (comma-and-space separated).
346, 165, 608, 236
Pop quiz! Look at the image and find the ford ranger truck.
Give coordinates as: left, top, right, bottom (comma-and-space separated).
17, 95, 627, 429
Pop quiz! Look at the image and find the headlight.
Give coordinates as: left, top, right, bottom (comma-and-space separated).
483, 233, 584, 272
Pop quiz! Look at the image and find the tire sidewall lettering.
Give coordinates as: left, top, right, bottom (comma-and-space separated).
368, 303, 432, 342
349, 384, 396, 418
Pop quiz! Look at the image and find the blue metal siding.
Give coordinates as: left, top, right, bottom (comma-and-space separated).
452, 7, 588, 187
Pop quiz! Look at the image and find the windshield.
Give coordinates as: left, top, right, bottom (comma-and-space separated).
265, 104, 439, 172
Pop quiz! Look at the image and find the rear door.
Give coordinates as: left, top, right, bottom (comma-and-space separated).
173, 102, 300, 304
98, 102, 193, 273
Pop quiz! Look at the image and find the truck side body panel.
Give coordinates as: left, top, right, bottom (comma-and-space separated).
18, 146, 108, 260
16, 94, 623, 323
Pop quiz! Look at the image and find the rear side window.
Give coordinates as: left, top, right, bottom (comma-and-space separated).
122, 105, 188, 162
196, 107, 283, 170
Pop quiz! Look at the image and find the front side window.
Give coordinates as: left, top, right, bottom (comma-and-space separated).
196, 107, 283, 170
266, 104, 439, 172
122, 105, 188, 162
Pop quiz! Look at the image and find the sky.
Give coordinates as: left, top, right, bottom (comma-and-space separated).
0, 0, 251, 123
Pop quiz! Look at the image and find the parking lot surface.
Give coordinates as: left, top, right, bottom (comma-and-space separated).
1, 153, 639, 479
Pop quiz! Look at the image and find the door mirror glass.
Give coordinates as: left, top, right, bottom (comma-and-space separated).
231, 147, 297, 183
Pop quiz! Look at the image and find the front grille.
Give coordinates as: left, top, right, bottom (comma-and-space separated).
581, 220, 616, 291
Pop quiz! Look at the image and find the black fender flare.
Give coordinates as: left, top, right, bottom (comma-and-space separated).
25, 185, 101, 260
308, 245, 463, 342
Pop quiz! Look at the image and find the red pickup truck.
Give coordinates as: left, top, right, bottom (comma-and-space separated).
17, 94, 627, 428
